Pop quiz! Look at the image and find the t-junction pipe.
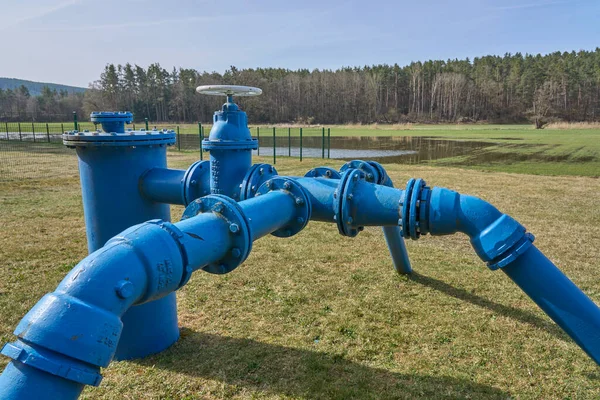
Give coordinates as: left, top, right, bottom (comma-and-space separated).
1, 86, 599, 399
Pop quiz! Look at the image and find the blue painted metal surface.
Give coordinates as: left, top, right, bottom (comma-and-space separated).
339, 160, 411, 274
63, 114, 181, 362
202, 95, 258, 199
1, 88, 600, 399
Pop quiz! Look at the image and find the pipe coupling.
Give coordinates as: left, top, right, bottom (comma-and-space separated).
181, 195, 252, 274
334, 169, 367, 237
182, 160, 210, 205
239, 163, 278, 200
255, 177, 311, 237
304, 167, 340, 179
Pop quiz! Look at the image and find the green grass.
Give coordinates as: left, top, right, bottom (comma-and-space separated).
5, 121, 600, 176
1, 152, 599, 399
14, 121, 600, 176
186, 123, 600, 177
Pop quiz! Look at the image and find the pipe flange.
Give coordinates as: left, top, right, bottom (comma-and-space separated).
366, 161, 392, 186
181, 195, 252, 274
304, 167, 341, 179
340, 160, 379, 183
182, 160, 210, 205
334, 169, 366, 237
400, 178, 431, 240
1, 342, 103, 386
255, 177, 311, 238
239, 163, 278, 200
488, 232, 535, 270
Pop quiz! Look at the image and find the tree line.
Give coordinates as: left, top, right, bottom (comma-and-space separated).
0, 85, 85, 122
3, 48, 600, 124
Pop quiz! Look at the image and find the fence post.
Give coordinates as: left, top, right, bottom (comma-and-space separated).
321, 127, 325, 159
32, 122, 36, 142
257, 127, 260, 156
273, 127, 276, 165
73, 111, 78, 131
46, 123, 50, 142
6, 122, 9, 140
300, 127, 303, 162
177, 126, 181, 151
288, 127, 291, 157
199, 122, 203, 161
18, 122, 22, 141
327, 128, 331, 159
145, 117, 149, 130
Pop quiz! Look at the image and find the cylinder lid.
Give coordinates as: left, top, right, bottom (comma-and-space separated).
63, 128, 176, 147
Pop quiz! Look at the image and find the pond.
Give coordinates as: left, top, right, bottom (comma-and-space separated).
252, 136, 495, 164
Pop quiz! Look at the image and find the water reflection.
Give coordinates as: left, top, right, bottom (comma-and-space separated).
253, 136, 493, 164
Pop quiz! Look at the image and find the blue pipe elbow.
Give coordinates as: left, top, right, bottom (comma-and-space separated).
423, 186, 530, 269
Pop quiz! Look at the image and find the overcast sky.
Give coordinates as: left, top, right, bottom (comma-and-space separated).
0, 0, 598, 87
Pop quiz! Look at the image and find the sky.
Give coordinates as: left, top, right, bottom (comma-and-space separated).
0, 0, 598, 88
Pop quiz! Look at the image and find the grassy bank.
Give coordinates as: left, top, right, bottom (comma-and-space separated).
7, 121, 599, 176
1, 153, 599, 399
166, 123, 600, 177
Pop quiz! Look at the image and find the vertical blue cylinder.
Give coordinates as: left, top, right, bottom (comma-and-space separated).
502, 245, 600, 364
64, 123, 180, 361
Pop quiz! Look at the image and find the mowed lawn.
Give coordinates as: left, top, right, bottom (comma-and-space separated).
0, 151, 599, 399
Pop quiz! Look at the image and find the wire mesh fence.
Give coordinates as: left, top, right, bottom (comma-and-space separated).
0, 140, 78, 181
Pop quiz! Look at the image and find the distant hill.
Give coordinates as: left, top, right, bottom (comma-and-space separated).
0, 77, 86, 96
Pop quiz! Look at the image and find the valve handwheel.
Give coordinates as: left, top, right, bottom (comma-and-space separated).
196, 85, 262, 97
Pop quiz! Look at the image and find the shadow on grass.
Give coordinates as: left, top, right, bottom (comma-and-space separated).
409, 272, 568, 341
140, 328, 508, 399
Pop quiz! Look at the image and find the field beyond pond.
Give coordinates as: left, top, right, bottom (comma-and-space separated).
152, 122, 600, 177
0, 151, 599, 399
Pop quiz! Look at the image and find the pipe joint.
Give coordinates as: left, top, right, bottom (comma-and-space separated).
255, 177, 311, 237
304, 167, 341, 179
334, 169, 367, 237
404, 181, 534, 270
239, 163, 278, 200
0, 341, 102, 387
105, 220, 187, 301
340, 160, 385, 185
139, 161, 210, 206
181, 195, 252, 274
181, 160, 211, 204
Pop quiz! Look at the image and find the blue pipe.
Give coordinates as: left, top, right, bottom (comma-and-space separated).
0, 189, 304, 400
140, 160, 211, 206
139, 167, 187, 204
2, 94, 600, 399
403, 183, 600, 365
293, 173, 600, 364
503, 245, 600, 363
339, 160, 412, 274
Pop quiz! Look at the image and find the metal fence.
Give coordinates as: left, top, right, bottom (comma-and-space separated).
0, 124, 332, 181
